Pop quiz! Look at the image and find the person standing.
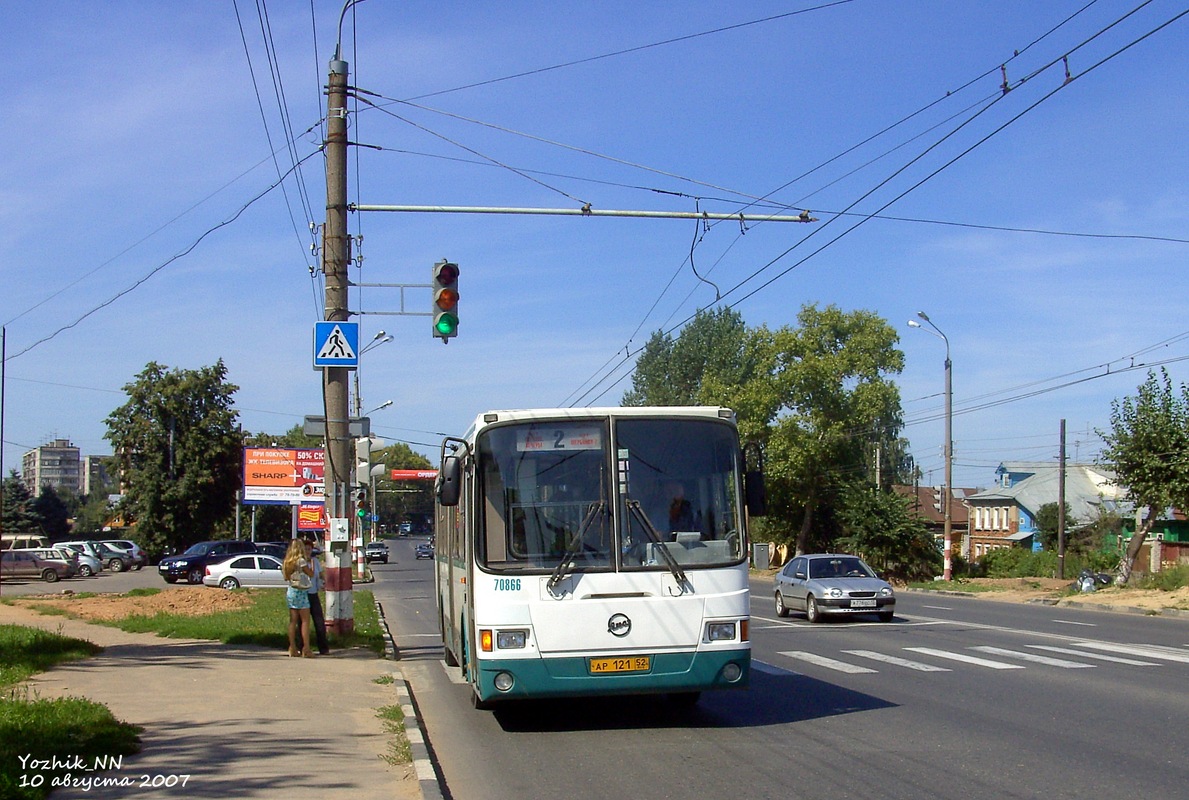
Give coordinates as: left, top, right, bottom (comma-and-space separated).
282, 539, 314, 658
304, 536, 330, 655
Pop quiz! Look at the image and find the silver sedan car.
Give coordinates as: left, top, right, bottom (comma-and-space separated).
774, 553, 895, 623
202, 554, 287, 590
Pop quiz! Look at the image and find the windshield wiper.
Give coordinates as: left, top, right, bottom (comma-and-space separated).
624, 499, 688, 587
547, 501, 607, 591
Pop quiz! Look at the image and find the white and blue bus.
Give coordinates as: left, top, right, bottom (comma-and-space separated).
434, 406, 765, 709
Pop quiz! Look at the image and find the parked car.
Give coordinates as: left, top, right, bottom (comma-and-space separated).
99, 539, 148, 570
774, 553, 896, 623
414, 543, 434, 560
25, 547, 101, 577
364, 541, 389, 564
2, 534, 49, 551
0, 549, 76, 582
158, 540, 259, 584
255, 541, 290, 560
202, 554, 287, 589
58, 540, 135, 573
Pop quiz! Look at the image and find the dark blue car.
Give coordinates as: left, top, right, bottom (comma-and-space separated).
158, 540, 258, 584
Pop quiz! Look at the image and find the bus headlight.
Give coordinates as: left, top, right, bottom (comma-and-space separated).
494, 672, 515, 692
496, 630, 527, 649
707, 622, 736, 642
722, 662, 743, 683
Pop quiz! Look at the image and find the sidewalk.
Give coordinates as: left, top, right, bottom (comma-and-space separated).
0, 602, 432, 800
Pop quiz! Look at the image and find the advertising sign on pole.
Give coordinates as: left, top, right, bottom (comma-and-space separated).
242, 448, 325, 509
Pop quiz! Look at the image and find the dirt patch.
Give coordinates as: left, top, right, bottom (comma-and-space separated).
8, 586, 253, 622
939, 577, 1189, 612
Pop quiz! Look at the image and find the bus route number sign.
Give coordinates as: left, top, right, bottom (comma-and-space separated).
589, 656, 651, 674
517, 426, 602, 452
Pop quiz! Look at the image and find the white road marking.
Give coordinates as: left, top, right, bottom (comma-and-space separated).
1052, 619, 1097, 627
842, 649, 951, 672
1028, 645, 1157, 666
971, 646, 1095, 668
903, 647, 1024, 669
779, 651, 877, 674
1073, 642, 1189, 664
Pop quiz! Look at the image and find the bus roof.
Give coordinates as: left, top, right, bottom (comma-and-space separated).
459, 406, 736, 442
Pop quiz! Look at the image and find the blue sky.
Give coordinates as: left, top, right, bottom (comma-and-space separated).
3, 1, 1187, 491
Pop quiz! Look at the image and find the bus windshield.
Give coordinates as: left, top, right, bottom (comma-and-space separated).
475, 416, 744, 573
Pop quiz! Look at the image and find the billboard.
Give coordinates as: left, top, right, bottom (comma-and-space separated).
243, 448, 325, 506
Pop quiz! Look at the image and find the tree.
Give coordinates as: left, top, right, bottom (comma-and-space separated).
371, 442, 435, 531
105, 361, 242, 556
32, 485, 72, 540
2, 470, 42, 535
1099, 368, 1189, 582
1035, 501, 1076, 552
835, 482, 940, 582
625, 303, 906, 555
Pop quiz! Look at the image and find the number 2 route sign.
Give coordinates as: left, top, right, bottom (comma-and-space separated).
313, 321, 360, 369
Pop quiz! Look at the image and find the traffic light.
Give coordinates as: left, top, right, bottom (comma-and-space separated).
431, 259, 459, 342
355, 437, 372, 486
355, 488, 368, 519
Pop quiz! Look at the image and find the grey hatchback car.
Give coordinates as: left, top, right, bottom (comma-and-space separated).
774, 553, 895, 623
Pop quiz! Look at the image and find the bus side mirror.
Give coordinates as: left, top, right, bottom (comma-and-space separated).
745, 470, 766, 517
438, 455, 461, 507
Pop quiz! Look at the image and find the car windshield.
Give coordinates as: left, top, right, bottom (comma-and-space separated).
809, 557, 874, 579
182, 543, 212, 556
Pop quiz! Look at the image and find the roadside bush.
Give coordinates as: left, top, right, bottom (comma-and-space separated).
1137, 564, 1189, 591
978, 547, 1119, 579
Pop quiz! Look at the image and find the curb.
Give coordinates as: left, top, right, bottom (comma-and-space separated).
375, 598, 445, 800
902, 587, 1189, 619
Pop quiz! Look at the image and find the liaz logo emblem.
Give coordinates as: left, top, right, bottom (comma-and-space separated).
607, 613, 632, 637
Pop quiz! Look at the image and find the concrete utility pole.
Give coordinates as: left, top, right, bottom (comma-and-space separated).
322, 49, 354, 634
1058, 419, 1067, 580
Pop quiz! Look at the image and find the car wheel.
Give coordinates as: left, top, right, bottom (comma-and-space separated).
133, 564, 143, 571
79, 565, 94, 577
187, 568, 204, 584
220, 577, 240, 590
878, 610, 894, 622
109, 559, 125, 573
42, 569, 60, 583
775, 591, 790, 618
805, 594, 822, 623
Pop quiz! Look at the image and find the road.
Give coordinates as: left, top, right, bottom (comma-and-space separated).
373, 538, 1189, 800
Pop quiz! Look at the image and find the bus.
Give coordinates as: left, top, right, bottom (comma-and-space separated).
434, 406, 765, 709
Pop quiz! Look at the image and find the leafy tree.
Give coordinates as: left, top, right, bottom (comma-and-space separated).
1099, 369, 1189, 582
105, 361, 242, 556
371, 442, 435, 531
835, 482, 940, 582
1035, 501, 1075, 552
2, 470, 42, 535
625, 303, 906, 555
32, 485, 72, 540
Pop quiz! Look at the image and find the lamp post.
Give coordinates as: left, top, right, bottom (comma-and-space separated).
908, 311, 953, 581
353, 331, 394, 417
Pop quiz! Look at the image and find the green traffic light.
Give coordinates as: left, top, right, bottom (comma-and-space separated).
434, 313, 458, 336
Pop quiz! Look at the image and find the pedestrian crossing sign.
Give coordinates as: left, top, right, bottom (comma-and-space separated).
313, 321, 360, 369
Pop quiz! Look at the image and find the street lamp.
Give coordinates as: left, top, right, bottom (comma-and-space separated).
353, 331, 394, 417
908, 311, 954, 581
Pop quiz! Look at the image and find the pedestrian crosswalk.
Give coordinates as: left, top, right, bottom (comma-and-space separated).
767, 640, 1186, 676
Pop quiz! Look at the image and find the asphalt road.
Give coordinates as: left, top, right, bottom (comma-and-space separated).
373, 540, 1189, 800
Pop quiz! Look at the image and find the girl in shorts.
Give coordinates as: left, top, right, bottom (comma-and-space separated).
282, 539, 315, 657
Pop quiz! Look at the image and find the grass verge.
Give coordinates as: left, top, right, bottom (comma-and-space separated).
376, 704, 412, 765
0, 625, 141, 800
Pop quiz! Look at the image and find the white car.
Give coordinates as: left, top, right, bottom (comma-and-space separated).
202, 553, 287, 589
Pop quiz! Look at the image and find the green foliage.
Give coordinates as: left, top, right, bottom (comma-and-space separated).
624, 304, 907, 556
1099, 369, 1189, 580
2, 471, 42, 535
1136, 564, 1189, 591
105, 361, 242, 556
1035, 502, 1076, 552
978, 547, 1117, 579
0, 625, 140, 800
835, 484, 941, 582
31, 485, 72, 540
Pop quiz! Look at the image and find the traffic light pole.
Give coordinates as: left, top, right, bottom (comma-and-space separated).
322, 51, 354, 635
